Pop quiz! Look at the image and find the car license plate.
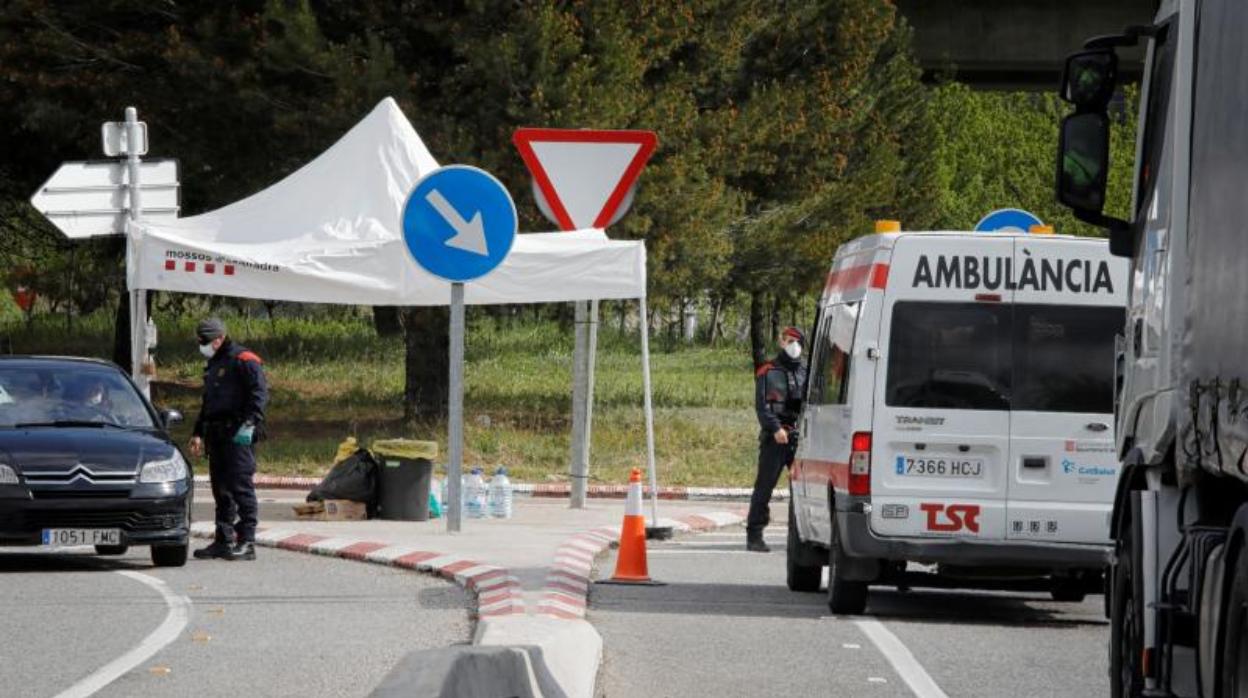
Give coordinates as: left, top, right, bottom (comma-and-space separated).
41, 528, 122, 546
895, 456, 984, 478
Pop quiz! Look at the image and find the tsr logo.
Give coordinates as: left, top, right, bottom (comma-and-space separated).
920, 503, 981, 533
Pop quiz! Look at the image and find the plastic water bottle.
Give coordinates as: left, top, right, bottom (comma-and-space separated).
489, 466, 513, 519
465, 468, 487, 519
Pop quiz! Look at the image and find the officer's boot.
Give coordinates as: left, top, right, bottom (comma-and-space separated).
193, 538, 233, 560
746, 530, 770, 553
229, 540, 256, 561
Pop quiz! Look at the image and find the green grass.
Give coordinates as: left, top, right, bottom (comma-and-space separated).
2, 311, 765, 486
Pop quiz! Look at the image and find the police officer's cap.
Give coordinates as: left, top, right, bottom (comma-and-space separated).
196, 317, 227, 343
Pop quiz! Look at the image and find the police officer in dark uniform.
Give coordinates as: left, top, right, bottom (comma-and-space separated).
189, 318, 268, 561
747, 326, 807, 552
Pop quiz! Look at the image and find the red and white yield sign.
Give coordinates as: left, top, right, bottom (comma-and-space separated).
512, 128, 657, 231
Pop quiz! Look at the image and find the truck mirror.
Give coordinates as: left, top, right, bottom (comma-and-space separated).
1061, 50, 1117, 108
1057, 112, 1110, 215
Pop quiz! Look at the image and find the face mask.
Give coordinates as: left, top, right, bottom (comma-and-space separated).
199, 342, 216, 358
87, 392, 104, 406
784, 342, 802, 360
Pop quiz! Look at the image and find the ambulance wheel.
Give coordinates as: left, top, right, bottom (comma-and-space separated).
786, 498, 823, 593
1219, 543, 1248, 697
1050, 576, 1087, 603
827, 510, 868, 615
1110, 521, 1144, 698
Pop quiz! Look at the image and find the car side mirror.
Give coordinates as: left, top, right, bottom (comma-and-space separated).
159, 409, 184, 427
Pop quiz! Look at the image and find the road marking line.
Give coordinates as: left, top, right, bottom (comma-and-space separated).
854, 619, 948, 698
644, 550, 759, 555
55, 570, 192, 698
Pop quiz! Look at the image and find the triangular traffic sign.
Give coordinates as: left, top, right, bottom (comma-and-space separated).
513, 128, 657, 230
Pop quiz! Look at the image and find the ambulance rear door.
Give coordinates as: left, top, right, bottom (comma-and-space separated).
871, 235, 1014, 543
1005, 238, 1127, 545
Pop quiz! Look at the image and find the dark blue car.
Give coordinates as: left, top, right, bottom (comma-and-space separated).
0, 357, 192, 566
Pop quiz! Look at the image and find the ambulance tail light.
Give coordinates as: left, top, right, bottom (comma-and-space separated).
849, 432, 872, 496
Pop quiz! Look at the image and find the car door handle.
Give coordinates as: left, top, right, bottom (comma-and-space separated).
1085, 422, 1110, 432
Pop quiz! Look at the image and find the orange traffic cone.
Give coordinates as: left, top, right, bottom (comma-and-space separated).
599, 468, 664, 586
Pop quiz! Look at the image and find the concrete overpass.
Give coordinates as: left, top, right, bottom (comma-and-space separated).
895, 0, 1160, 90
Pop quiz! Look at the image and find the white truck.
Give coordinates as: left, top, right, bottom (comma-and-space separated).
786, 226, 1127, 614
1053, 0, 1248, 695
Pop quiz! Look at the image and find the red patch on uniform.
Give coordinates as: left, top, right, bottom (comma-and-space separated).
755, 361, 773, 377
238, 351, 263, 364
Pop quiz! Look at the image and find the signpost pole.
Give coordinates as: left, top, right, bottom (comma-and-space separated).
447, 282, 466, 533
569, 300, 590, 508
123, 107, 150, 398
582, 298, 599, 484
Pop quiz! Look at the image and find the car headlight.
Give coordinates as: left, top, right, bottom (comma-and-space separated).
139, 453, 189, 484
0, 464, 17, 485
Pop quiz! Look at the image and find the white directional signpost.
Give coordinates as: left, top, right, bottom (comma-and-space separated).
30, 107, 179, 398
512, 128, 658, 513
402, 165, 518, 533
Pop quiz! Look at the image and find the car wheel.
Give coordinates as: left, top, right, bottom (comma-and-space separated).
94, 544, 129, 556
1051, 575, 1088, 603
151, 542, 189, 568
1110, 524, 1144, 698
1219, 545, 1248, 697
786, 497, 823, 593
827, 508, 868, 615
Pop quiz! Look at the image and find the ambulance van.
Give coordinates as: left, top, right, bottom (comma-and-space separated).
786, 225, 1128, 614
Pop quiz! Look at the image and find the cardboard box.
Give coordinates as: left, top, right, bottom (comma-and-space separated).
292, 499, 368, 521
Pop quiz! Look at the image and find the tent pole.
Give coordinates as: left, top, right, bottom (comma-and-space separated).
639, 297, 660, 526
569, 301, 589, 508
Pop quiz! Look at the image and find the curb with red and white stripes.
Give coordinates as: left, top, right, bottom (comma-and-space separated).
536, 509, 748, 619
189, 523, 526, 618
196, 474, 775, 501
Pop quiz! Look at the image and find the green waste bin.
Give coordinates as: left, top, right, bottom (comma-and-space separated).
373, 440, 438, 521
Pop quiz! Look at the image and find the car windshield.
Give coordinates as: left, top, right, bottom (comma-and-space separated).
0, 365, 156, 429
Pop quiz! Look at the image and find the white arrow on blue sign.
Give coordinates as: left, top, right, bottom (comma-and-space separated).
402, 165, 518, 282
974, 208, 1045, 233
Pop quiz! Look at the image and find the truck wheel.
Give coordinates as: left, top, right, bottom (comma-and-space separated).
1110, 527, 1144, 698
827, 509, 868, 615
786, 498, 823, 593
1219, 546, 1248, 697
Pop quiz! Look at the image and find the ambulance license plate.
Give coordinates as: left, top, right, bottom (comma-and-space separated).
41, 528, 121, 547
895, 456, 984, 478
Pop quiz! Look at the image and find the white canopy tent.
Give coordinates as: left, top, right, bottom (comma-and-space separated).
123, 97, 661, 522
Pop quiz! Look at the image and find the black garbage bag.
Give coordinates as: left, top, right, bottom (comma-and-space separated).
307, 449, 379, 514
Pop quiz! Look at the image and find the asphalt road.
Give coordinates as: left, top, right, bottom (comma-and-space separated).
0, 503, 470, 698
591, 516, 1108, 698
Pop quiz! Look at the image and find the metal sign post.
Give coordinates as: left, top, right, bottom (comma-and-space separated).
123, 108, 151, 398
401, 165, 517, 533
447, 282, 466, 533
512, 128, 658, 510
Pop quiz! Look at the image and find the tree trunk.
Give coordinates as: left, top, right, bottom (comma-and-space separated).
749, 291, 767, 369
708, 294, 724, 346
113, 293, 131, 372
770, 294, 781, 341
372, 306, 403, 337
401, 307, 450, 421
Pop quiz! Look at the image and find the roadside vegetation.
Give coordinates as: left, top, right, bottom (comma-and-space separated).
2, 309, 763, 486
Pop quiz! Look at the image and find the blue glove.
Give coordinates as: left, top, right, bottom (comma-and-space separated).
233, 423, 255, 446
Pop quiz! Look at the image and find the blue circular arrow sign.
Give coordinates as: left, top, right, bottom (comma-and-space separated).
973, 208, 1045, 233
402, 165, 518, 282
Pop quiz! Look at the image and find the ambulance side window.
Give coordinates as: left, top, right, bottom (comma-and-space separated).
810, 302, 860, 406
